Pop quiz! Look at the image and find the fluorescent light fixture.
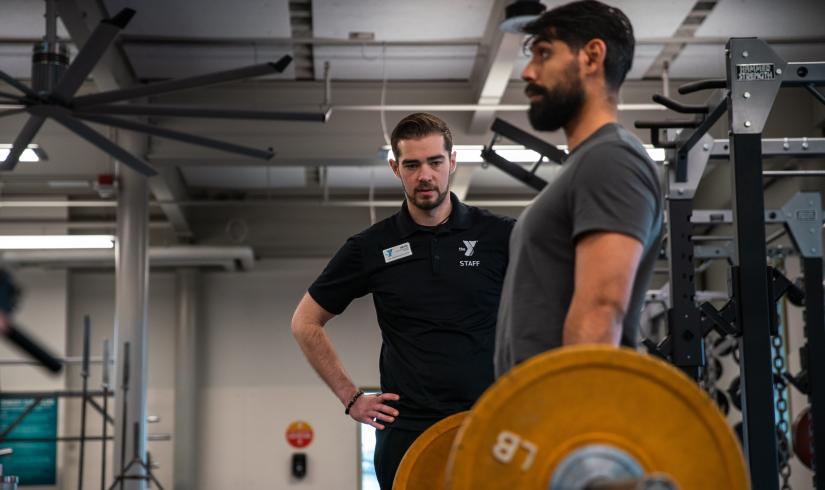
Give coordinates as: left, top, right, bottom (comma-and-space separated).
383, 145, 546, 163
645, 147, 667, 162
47, 180, 92, 189
383, 144, 666, 163
0, 144, 47, 163
0, 235, 115, 249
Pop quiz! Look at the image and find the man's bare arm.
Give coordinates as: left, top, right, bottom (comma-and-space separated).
563, 232, 644, 345
291, 292, 399, 429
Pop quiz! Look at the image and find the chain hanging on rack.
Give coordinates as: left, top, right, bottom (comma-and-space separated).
772, 258, 792, 489
703, 334, 729, 416
773, 332, 792, 489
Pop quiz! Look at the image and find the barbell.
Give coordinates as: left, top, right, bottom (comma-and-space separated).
394, 346, 748, 489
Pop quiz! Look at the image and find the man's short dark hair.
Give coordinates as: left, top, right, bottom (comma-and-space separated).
523, 0, 634, 91
391, 112, 453, 161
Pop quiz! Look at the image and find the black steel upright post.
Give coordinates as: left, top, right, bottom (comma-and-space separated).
119, 342, 130, 490
666, 199, 702, 380
731, 133, 780, 489
101, 339, 111, 490
78, 314, 91, 490
803, 256, 825, 487
665, 133, 715, 380
726, 38, 784, 490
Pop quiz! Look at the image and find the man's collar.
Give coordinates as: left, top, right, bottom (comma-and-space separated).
396, 192, 472, 238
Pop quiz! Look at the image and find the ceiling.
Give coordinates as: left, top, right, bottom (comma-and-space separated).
0, 0, 823, 257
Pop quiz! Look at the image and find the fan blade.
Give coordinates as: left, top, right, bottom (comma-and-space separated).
51, 114, 157, 177
51, 8, 136, 102
0, 70, 39, 100
0, 90, 24, 103
78, 104, 329, 122
0, 116, 46, 171
75, 113, 274, 160
0, 109, 27, 119
74, 56, 293, 107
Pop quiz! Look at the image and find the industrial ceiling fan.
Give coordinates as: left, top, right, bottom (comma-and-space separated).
0, 2, 329, 177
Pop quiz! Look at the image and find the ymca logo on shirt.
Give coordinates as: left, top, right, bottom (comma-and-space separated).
458, 240, 480, 267
458, 240, 477, 257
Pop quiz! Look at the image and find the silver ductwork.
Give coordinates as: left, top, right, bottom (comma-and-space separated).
0, 246, 254, 271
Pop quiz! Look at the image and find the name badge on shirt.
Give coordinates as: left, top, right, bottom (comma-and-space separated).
382, 242, 412, 263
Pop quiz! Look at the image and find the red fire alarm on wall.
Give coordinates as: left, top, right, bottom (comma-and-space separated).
285, 420, 314, 449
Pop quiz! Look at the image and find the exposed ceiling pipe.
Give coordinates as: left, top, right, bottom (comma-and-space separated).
331, 103, 666, 112
0, 220, 170, 229
0, 246, 255, 270
0, 199, 535, 208
1, 35, 823, 47
0, 102, 666, 112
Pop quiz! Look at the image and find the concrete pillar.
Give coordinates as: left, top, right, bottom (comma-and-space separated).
174, 268, 200, 489
113, 131, 150, 490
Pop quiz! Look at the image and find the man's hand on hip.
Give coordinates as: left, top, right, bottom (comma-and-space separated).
349, 392, 400, 429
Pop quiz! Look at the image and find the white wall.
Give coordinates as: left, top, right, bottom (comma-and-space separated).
57, 259, 380, 490
63, 271, 177, 490
197, 259, 381, 490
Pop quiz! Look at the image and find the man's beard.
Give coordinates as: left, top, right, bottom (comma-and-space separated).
406, 184, 449, 211
525, 62, 585, 132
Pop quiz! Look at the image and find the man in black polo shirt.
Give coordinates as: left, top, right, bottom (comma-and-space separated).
291, 112, 514, 489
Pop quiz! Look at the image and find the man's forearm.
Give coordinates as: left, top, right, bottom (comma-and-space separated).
293, 322, 358, 406
562, 303, 623, 345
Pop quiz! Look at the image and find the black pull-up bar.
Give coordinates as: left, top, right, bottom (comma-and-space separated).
652, 94, 709, 114
479, 148, 548, 192
678, 79, 727, 95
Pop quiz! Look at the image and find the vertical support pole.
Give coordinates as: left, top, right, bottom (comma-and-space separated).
102, 339, 111, 490
113, 130, 150, 490
802, 257, 825, 488
666, 198, 703, 380
78, 314, 91, 490
174, 269, 200, 490
729, 132, 779, 489
323, 61, 331, 107
662, 60, 670, 98
44, 0, 57, 46
664, 132, 713, 380
726, 37, 785, 489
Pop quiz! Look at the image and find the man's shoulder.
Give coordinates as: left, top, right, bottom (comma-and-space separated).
349, 212, 400, 242
330, 213, 401, 266
464, 204, 516, 229
578, 125, 652, 166
572, 127, 659, 185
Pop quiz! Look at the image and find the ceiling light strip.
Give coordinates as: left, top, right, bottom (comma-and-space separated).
0, 235, 115, 249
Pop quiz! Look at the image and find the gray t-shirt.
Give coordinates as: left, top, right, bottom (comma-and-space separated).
494, 123, 663, 376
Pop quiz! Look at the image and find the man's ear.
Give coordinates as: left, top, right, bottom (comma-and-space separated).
582, 39, 606, 72
389, 159, 400, 178
449, 151, 457, 175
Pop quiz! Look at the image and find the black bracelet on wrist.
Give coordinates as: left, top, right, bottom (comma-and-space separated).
345, 390, 365, 415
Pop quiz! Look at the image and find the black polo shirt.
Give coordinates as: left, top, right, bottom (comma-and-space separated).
309, 193, 514, 430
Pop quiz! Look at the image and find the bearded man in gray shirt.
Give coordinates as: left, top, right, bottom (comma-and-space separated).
495, 0, 663, 375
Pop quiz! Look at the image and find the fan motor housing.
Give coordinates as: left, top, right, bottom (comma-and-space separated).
32, 41, 69, 95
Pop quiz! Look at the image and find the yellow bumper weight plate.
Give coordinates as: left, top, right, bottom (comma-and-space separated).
393, 411, 468, 490
445, 346, 748, 489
